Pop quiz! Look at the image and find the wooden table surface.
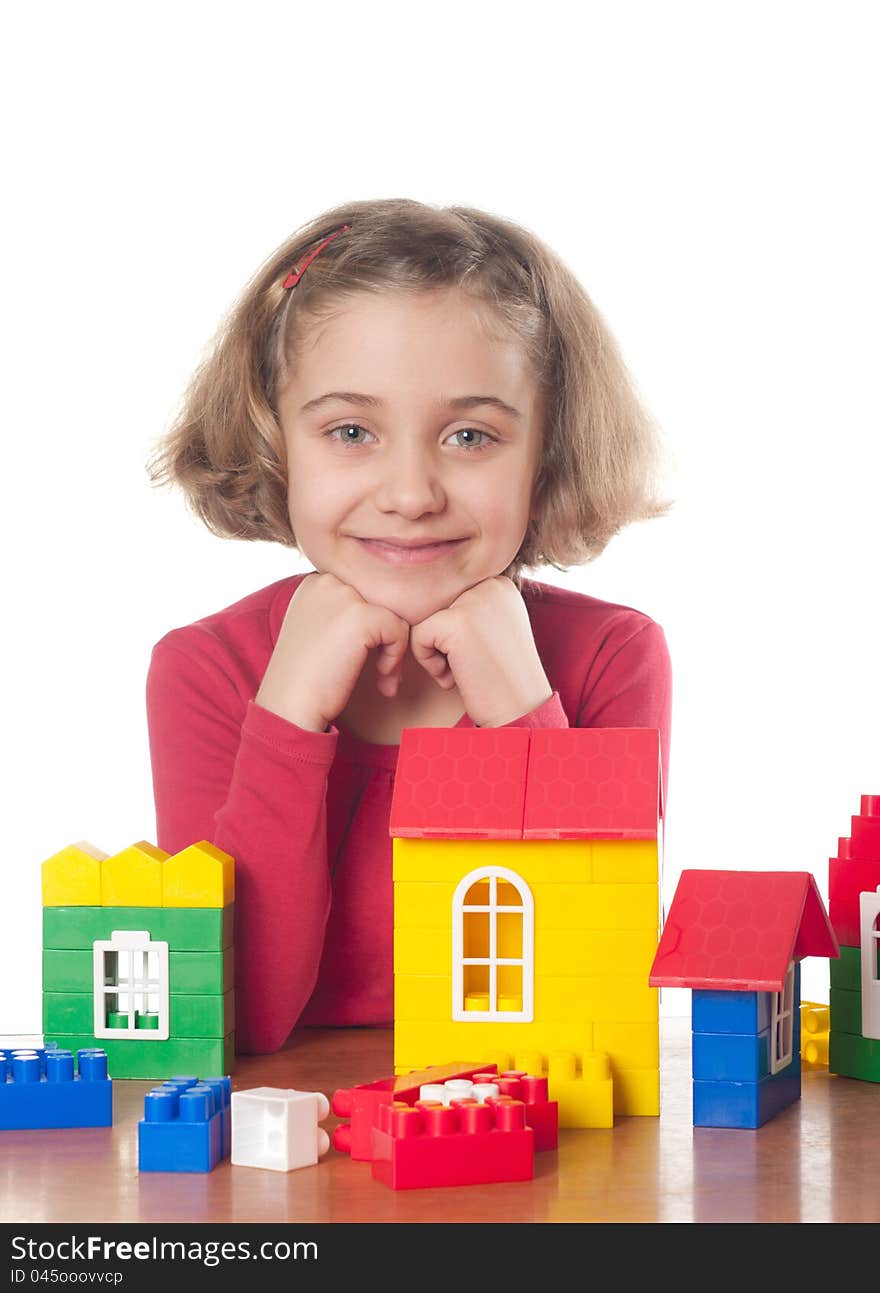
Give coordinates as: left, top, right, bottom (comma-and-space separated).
2, 1017, 879, 1225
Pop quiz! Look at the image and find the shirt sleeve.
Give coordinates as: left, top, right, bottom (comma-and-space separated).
576, 619, 673, 811
145, 634, 337, 1054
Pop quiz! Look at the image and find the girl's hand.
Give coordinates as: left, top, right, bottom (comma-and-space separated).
410, 576, 553, 728
255, 573, 410, 732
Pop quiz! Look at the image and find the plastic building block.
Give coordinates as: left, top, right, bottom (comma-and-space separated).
371, 1096, 534, 1189
546, 1050, 614, 1128
231, 1087, 330, 1172
523, 728, 662, 839
0, 1047, 112, 1130
101, 842, 169, 907
649, 870, 838, 991
828, 796, 880, 944
389, 727, 531, 839
692, 989, 772, 1035
799, 1001, 830, 1068
331, 1061, 499, 1159
693, 1059, 802, 1128
43, 905, 234, 952
692, 1029, 771, 1082
469, 1070, 558, 1150
828, 1030, 880, 1081
138, 1075, 230, 1172
42, 843, 107, 906
162, 842, 235, 908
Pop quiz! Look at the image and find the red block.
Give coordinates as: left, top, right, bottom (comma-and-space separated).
522, 728, 662, 839
370, 1098, 534, 1190
331, 1061, 498, 1160
850, 796, 880, 861
388, 728, 530, 839
473, 1069, 558, 1151
827, 797, 880, 945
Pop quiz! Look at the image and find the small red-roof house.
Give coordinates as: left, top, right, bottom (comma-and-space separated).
649, 869, 838, 1128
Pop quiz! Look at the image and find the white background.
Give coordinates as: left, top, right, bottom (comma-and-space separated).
2, 1, 877, 1035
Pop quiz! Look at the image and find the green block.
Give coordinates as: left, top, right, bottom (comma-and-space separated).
169, 950, 233, 996
43, 991, 94, 1034
42, 948, 93, 992
43, 947, 234, 996
830, 945, 861, 991
44, 990, 234, 1040
829, 1030, 880, 1082
42, 1032, 235, 1080
830, 985, 862, 1036
169, 991, 234, 1038
42, 905, 233, 951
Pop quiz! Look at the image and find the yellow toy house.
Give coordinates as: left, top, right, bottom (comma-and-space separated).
389, 726, 663, 1127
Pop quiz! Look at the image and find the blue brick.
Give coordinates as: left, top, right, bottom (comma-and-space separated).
692, 1028, 771, 1081
0, 1047, 112, 1130
692, 989, 772, 1034
692, 1059, 802, 1128
138, 1075, 231, 1172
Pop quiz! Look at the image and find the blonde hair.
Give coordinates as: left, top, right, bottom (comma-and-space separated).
146, 197, 670, 574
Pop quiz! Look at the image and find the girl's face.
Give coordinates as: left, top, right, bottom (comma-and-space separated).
276, 289, 544, 625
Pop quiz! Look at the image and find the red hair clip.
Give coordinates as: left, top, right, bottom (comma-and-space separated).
282, 224, 351, 289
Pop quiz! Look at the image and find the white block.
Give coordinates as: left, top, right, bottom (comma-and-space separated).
231, 1087, 330, 1172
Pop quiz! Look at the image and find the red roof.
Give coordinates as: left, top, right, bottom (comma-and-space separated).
649, 869, 839, 992
389, 727, 661, 840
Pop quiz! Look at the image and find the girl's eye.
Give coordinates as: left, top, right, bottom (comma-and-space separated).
447, 428, 494, 449
328, 423, 375, 446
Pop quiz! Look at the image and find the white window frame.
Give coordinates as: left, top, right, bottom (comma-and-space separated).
451, 866, 534, 1023
769, 960, 795, 1073
92, 930, 169, 1041
859, 887, 880, 1040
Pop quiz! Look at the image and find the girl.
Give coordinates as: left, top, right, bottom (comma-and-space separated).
145, 198, 672, 1055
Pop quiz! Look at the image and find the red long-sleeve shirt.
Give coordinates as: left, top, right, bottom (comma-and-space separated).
145, 573, 672, 1053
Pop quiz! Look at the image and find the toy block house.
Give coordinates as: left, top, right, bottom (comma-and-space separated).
41, 839, 235, 1079
389, 726, 663, 1126
649, 869, 838, 1128
827, 795, 880, 1082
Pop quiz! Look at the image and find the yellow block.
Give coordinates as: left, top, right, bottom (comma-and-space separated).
613, 1066, 660, 1116
101, 840, 169, 907
395, 975, 450, 1022
534, 927, 658, 977
591, 840, 659, 884
394, 1019, 593, 1074
548, 1051, 615, 1128
533, 975, 658, 1024
395, 883, 456, 930
532, 883, 658, 931
394, 927, 451, 976
800, 1000, 830, 1070
162, 841, 235, 908
392, 837, 593, 883
593, 1020, 659, 1069
42, 842, 108, 906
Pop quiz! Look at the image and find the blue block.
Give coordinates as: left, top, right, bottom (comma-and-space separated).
692, 1028, 771, 1081
0, 1048, 112, 1130
692, 989, 772, 1035
138, 1074, 231, 1172
692, 1059, 802, 1128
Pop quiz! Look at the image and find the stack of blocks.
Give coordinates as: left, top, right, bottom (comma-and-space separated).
828, 795, 880, 1081
42, 839, 235, 1079
389, 726, 663, 1126
138, 1074, 231, 1172
0, 1045, 112, 1130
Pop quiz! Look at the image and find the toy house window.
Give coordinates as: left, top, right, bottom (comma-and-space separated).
769, 961, 794, 1074
92, 930, 170, 1041
451, 866, 534, 1023
857, 888, 880, 1040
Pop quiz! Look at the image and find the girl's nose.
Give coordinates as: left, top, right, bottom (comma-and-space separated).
373, 448, 446, 519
